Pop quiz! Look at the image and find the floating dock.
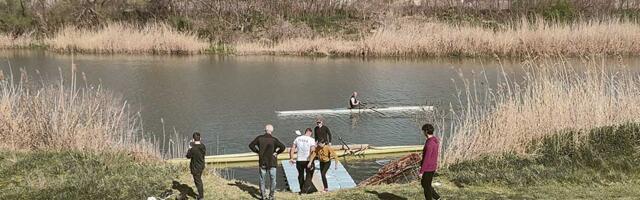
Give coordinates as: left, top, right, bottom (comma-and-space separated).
281, 160, 356, 193
166, 145, 422, 167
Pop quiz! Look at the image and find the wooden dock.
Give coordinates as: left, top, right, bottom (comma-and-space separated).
281, 160, 356, 193
166, 145, 422, 167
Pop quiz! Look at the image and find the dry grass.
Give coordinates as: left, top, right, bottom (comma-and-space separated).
443, 58, 640, 165
47, 23, 209, 54
0, 33, 37, 49
0, 67, 171, 160
235, 18, 640, 57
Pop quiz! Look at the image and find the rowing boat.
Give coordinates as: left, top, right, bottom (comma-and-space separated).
166, 145, 422, 166
275, 106, 434, 116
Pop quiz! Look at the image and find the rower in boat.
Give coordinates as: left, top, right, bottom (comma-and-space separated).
349, 92, 361, 109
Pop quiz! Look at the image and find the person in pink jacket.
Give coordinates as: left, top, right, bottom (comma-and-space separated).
419, 123, 440, 200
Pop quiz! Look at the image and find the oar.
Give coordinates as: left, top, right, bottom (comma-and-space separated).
361, 102, 387, 117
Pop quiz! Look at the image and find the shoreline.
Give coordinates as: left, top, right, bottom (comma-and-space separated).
3, 18, 640, 58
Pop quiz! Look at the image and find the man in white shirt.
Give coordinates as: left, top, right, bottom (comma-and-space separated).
289, 128, 316, 194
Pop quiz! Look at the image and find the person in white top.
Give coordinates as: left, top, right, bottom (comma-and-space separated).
289, 128, 316, 193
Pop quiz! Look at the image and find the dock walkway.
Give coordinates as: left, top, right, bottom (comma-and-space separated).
281, 160, 356, 193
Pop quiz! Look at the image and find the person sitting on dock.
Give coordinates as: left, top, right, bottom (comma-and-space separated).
185, 132, 206, 200
420, 123, 441, 200
307, 140, 338, 193
349, 91, 361, 109
289, 128, 316, 194
249, 124, 286, 200
314, 117, 332, 145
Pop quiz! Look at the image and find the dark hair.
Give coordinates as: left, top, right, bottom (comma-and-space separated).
193, 132, 201, 141
422, 124, 434, 136
305, 128, 313, 133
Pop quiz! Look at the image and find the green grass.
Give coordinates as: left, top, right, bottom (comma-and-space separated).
0, 151, 177, 199
448, 123, 640, 187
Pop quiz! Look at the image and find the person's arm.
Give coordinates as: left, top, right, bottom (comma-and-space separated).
249, 137, 259, 153
327, 127, 332, 144
289, 142, 297, 163
275, 138, 286, 154
186, 147, 193, 159
329, 148, 338, 170
307, 146, 317, 168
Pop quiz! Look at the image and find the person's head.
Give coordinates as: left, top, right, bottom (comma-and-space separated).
421, 123, 434, 137
316, 116, 324, 127
192, 132, 201, 141
352, 91, 358, 97
304, 128, 313, 136
265, 124, 274, 134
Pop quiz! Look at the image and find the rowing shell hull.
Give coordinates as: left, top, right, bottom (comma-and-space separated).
166, 145, 422, 165
275, 106, 434, 116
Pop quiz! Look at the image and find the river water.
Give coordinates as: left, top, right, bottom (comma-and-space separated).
2, 50, 639, 156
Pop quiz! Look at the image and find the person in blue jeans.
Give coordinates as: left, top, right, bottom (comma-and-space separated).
249, 124, 286, 200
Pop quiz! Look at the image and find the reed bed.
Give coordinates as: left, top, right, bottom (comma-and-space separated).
0, 33, 37, 49
47, 23, 209, 54
236, 18, 640, 57
443, 59, 640, 165
0, 68, 186, 160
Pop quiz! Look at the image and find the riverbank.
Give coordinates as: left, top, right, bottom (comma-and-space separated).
3, 123, 639, 199
2, 0, 640, 57
2, 17, 640, 57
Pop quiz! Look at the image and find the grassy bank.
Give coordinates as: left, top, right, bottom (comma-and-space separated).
5, 123, 634, 199
47, 23, 209, 54
0, 151, 176, 199
445, 59, 640, 164
236, 18, 640, 57
2, 0, 640, 56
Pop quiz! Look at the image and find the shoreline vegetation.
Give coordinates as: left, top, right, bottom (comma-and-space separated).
2, 58, 640, 198
2, 0, 640, 57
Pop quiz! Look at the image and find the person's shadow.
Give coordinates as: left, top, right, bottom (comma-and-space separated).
228, 181, 261, 199
365, 190, 408, 200
172, 180, 198, 199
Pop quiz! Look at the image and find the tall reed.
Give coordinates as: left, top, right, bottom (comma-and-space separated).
235, 18, 640, 57
0, 66, 181, 161
47, 23, 209, 54
0, 33, 37, 49
443, 58, 640, 165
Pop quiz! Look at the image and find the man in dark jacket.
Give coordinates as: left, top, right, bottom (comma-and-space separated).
186, 132, 206, 200
249, 124, 286, 200
314, 117, 332, 145
419, 124, 440, 200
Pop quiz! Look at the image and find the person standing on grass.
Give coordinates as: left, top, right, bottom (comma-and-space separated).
307, 140, 338, 192
249, 124, 286, 200
420, 124, 441, 200
186, 132, 206, 200
314, 116, 332, 145
289, 128, 316, 194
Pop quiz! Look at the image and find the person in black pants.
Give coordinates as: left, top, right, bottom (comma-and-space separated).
307, 140, 337, 192
186, 132, 206, 200
289, 128, 316, 193
419, 124, 440, 200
